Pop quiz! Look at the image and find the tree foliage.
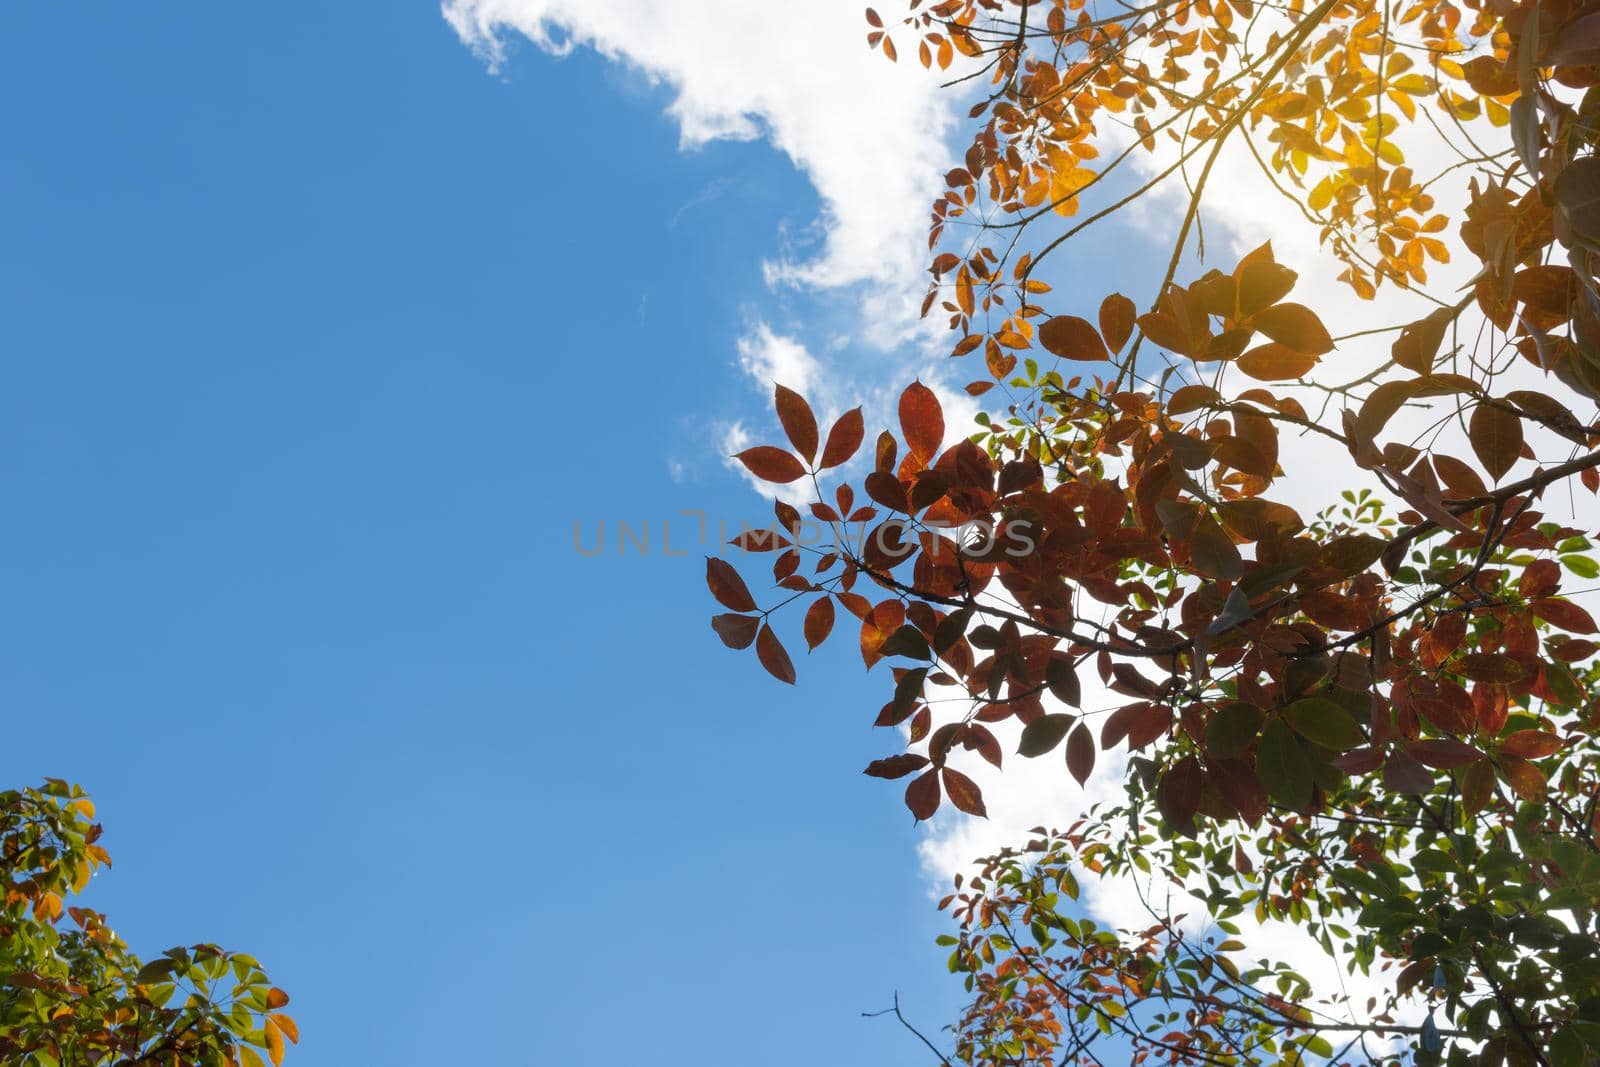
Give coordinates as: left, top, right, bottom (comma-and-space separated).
707, 0, 1600, 1061
0, 781, 296, 1067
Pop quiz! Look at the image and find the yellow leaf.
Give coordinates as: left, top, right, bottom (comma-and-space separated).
1049, 166, 1096, 217
264, 1020, 285, 1067
240, 1046, 267, 1067
270, 1013, 300, 1045
70, 798, 95, 819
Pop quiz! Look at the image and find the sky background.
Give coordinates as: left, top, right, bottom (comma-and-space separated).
1, 1, 1512, 1063
0, 5, 1009, 1064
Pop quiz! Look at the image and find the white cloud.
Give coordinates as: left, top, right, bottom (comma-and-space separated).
736, 322, 821, 397
443, 0, 956, 298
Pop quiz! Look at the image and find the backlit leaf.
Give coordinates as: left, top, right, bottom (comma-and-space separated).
735, 446, 806, 484
774, 385, 818, 463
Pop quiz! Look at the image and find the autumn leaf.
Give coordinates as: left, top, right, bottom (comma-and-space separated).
941, 767, 987, 817
1038, 315, 1110, 362
1251, 302, 1334, 354
905, 769, 940, 820
711, 613, 760, 649
774, 385, 818, 463
738, 444, 807, 483
1065, 723, 1095, 785
820, 408, 865, 468
1098, 293, 1136, 353
1236, 343, 1316, 381
755, 624, 796, 684
864, 753, 930, 779
706, 558, 758, 613
803, 596, 836, 649
898, 382, 944, 461
1469, 402, 1522, 481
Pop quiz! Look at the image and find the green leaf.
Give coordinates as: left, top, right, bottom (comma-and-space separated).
1282, 697, 1365, 750
1205, 702, 1264, 759
1019, 714, 1074, 758
1562, 554, 1600, 579
1256, 719, 1313, 810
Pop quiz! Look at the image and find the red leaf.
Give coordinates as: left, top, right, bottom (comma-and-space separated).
1499, 755, 1547, 799
860, 600, 906, 668
941, 767, 987, 817
1066, 722, 1095, 785
899, 382, 945, 461
1534, 598, 1598, 634
1520, 559, 1562, 599
1383, 754, 1434, 794
964, 724, 1003, 769
1500, 729, 1562, 759
1210, 758, 1267, 825
820, 408, 865, 469
1406, 739, 1483, 769
1038, 315, 1110, 362
706, 558, 758, 613
803, 596, 835, 650
1157, 755, 1202, 829
774, 385, 818, 463
905, 769, 940, 820
864, 471, 909, 513
864, 753, 929, 779
1454, 653, 1529, 683
711, 613, 760, 649
735, 446, 806, 483
755, 624, 796, 684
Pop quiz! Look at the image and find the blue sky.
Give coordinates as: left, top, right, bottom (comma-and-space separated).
0, 5, 985, 1065
0, 5, 1193, 1065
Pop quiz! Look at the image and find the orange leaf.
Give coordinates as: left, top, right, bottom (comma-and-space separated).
266, 987, 290, 1009
1236, 342, 1316, 381
898, 382, 944, 461
264, 1020, 285, 1067
1469, 402, 1522, 481
860, 600, 906, 668
734, 446, 806, 483
1251, 302, 1333, 354
706, 558, 758, 613
270, 1014, 300, 1044
1038, 315, 1109, 362
1099, 293, 1136, 353
1136, 311, 1193, 355
1501, 729, 1563, 759
774, 385, 818, 463
1235, 256, 1297, 315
